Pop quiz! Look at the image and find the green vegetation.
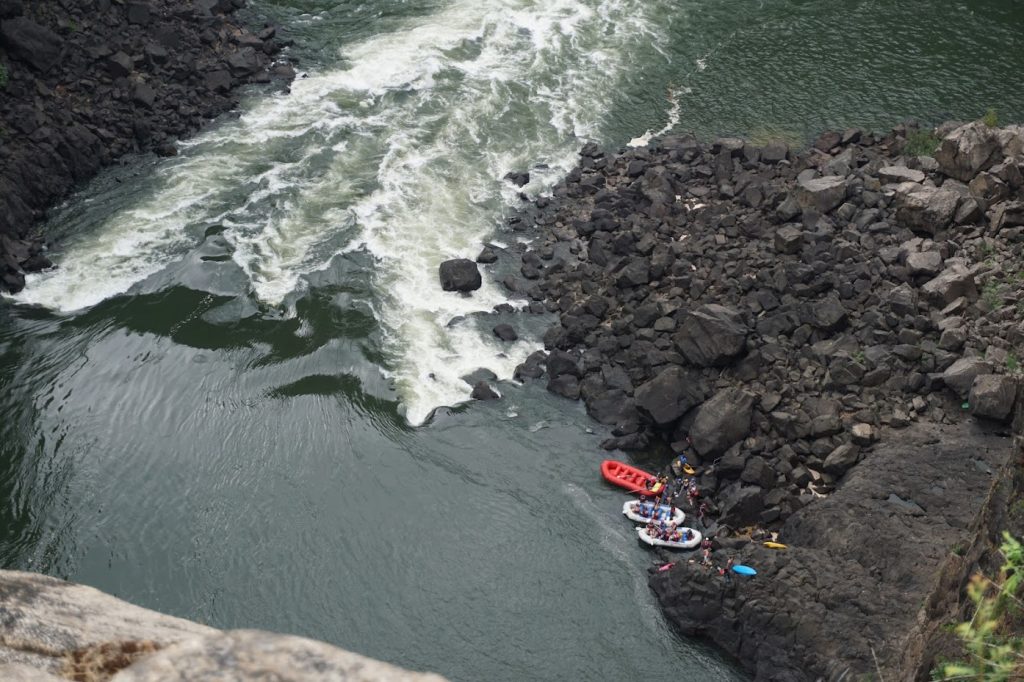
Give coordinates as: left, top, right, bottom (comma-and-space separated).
982, 280, 1004, 310
983, 108, 1000, 128
905, 129, 941, 157
934, 533, 1024, 681
1007, 353, 1020, 375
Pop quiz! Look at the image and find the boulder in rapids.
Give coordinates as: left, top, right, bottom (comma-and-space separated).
439, 258, 482, 292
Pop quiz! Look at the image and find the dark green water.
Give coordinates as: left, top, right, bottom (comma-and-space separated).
2, 1, 1023, 680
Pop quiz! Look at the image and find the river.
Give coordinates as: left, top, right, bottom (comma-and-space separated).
2, 1, 1023, 679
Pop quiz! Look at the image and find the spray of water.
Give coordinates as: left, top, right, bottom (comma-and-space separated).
12, 0, 666, 424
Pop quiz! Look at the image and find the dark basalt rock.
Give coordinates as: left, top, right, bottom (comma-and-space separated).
438, 259, 482, 292
0, 16, 61, 73
674, 304, 749, 367
633, 365, 706, 426
492, 324, 518, 342
0, 0, 294, 294
689, 388, 755, 458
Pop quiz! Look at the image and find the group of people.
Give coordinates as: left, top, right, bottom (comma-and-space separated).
645, 520, 693, 544
655, 451, 738, 581
629, 496, 678, 521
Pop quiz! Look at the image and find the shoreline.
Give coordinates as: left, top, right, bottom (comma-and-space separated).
491, 119, 1024, 678
0, 0, 295, 294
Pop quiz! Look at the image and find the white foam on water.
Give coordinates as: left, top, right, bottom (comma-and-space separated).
12, 0, 667, 424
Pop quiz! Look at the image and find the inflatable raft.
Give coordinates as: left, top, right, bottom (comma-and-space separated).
637, 526, 702, 550
601, 460, 664, 495
621, 500, 685, 525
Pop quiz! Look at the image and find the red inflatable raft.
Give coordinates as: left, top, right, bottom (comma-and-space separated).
601, 460, 664, 495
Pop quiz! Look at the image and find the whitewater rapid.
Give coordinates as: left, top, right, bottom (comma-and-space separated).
12, 0, 667, 424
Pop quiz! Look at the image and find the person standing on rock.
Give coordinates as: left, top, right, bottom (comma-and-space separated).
698, 501, 708, 523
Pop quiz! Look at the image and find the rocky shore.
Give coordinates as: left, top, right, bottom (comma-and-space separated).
480, 119, 1024, 678
0, 570, 445, 680
0, 0, 295, 293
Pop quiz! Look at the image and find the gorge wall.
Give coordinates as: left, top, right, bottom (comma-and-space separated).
486, 119, 1024, 679
0, 0, 294, 293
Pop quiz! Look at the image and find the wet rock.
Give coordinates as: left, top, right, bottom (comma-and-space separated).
690, 388, 755, 457
547, 374, 580, 400
674, 304, 749, 367
586, 389, 639, 427
492, 324, 518, 342
504, 171, 530, 187
935, 120, 1004, 182
545, 350, 579, 378
968, 374, 1017, 421
439, 259, 482, 292
476, 246, 498, 263
634, 365, 706, 426
942, 358, 993, 399
470, 381, 499, 401
514, 351, 547, 381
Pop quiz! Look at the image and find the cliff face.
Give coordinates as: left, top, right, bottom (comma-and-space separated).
0, 570, 446, 681
648, 421, 1016, 681
494, 118, 1024, 679
0, 0, 294, 293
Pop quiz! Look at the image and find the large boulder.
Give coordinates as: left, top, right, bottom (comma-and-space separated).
718, 484, 765, 527
796, 175, 848, 213
674, 304, 748, 367
689, 388, 755, 457
895, 184, 960, 234
823, 443, 861, 475
0, 17, 62, 73
943, 358, 993, 399
969, 374, 1018, 421
438, 259, 482, 292
585, 389, 639, 428
921, 262, 977, 306
634, 365, 706, 426
935, 121, 1004, 182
